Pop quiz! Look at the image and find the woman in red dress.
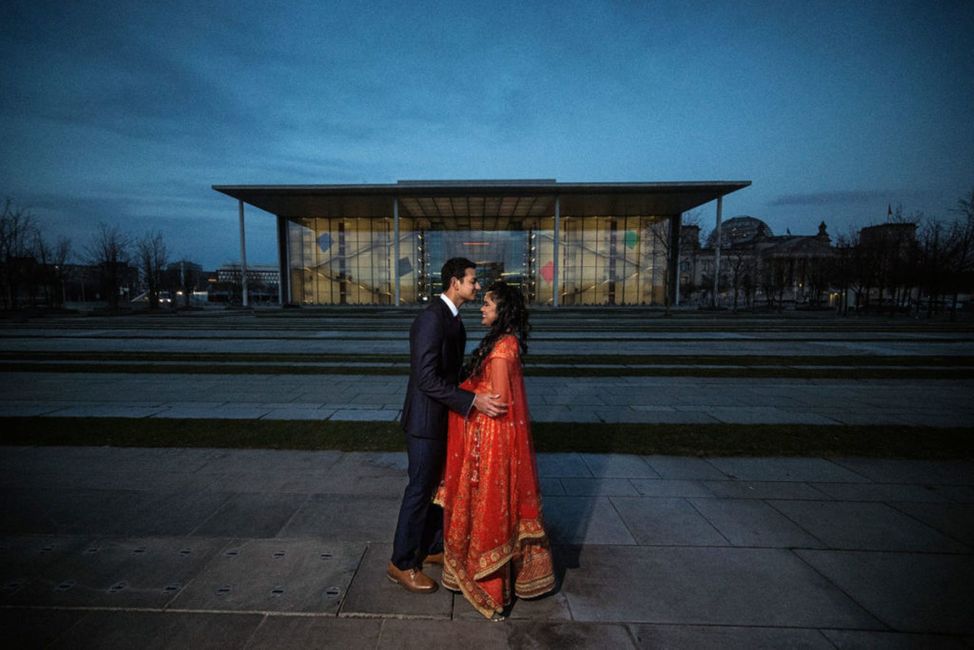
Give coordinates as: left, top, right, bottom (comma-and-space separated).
435, 281, 555, 620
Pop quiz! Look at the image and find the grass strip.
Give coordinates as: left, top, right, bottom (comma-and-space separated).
3, 352, 974, 367
1, 417, 971, 459
2, 361, 974, 379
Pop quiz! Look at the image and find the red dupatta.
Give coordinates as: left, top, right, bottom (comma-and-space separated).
435, 334, 555, 618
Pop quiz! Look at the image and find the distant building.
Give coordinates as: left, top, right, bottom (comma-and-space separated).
210, 264, 280, 303
213, 179, 751, 307
681, 216, 835, 308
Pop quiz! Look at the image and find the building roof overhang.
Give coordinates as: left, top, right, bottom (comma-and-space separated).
212, 180, 750, 222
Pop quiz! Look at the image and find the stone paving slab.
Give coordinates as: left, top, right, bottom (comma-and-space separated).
52, 610, 265, 650
641, 455, 730, 480
100, 490, 232, 536
796, 550, 974, 635
811, 481, 957, 503
705, 457, 871, 483
0, 535, 92, 596
3, 536, 227, 609
150, 406, 273, 419
829, 458, 974, 485
1, 487, 168, 536
702, 480, 829, 500
0, 608, 89, 649
768, 500, 971, 553
538, 476, 566, 495
558, 477, 640, 496
629, 478, 715, 497
614, 409, 721, 424
244, 616, 383, 650
820, 629, 971, 649
277, 494, 400, 542
688, 498, 826, 548
541, 496, 637, 545
374, 618, 513, 649
888, 502, 974, 545
339, 543, 454, 619
169, 538, 362, 614
706, 406, 840, 425
610, 497, 727, 546
47, 405, 168, 418
196, 448, 343, 473
536, 452, 594, 478
260, 407, 337, 420
630, 623, 835, 649
190, 492, 309, 537
0, 404, 63, 416
502, 620, 636, 649
561, 545, 882, 628
579, 453, 659, 478
329, 408, 401, 421
939, 485, 974, 503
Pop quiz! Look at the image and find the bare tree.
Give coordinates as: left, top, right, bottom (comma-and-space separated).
86, 223, 131, 309
646, 217, 678, 315
760, 256, 789, 310
33, 232, 71, 307
947, 188, 974, 319
0, 199, 40, 309
916, 219, 950, 317
727, 250, 753, 311
136, 231, 168, 310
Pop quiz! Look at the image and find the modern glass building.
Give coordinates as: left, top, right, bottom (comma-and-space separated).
213, 180, 749, 307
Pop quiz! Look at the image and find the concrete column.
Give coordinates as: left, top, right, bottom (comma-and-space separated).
712, 196, 722, 309
670, 214, 681, 307
553, 196, 560, 308
276, 215, 290, 306
394, 197, 400, 306
238, 200, 249, 308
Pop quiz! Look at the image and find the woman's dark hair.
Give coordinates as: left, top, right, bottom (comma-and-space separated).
465, 281, 530, 378
441, 257, 476, 292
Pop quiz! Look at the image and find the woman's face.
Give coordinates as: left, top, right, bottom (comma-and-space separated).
480, 292, 499, 327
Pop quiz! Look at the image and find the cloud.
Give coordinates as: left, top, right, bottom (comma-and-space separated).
768, 190, 889, 207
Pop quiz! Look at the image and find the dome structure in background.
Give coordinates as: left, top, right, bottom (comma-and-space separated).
705, 216, 773, 248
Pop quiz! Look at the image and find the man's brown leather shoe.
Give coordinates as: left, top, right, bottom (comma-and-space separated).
386, 562, 438, 593
423, 552, 444, 566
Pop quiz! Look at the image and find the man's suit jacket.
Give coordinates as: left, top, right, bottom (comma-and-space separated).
400, 297, 475, 439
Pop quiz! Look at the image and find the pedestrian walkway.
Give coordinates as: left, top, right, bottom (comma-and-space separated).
2, 446, 972, 647
2, 371, 973, 427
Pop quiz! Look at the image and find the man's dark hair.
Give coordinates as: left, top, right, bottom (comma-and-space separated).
441, 257, 476, 292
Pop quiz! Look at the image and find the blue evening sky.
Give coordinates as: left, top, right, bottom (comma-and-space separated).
2, 0, 972, 268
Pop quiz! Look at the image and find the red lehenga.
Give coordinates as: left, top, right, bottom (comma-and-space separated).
434, 334, 555, 619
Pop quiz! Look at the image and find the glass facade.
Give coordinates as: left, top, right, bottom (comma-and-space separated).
286, 212, 672, 306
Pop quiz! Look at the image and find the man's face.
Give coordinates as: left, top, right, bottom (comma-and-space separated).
453, 267, 480, 303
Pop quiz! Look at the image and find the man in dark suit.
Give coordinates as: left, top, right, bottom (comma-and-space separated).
387, 257, 507, 593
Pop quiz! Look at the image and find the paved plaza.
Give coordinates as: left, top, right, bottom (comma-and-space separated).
2, 446, 973, 648
1, 312, 972, 647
